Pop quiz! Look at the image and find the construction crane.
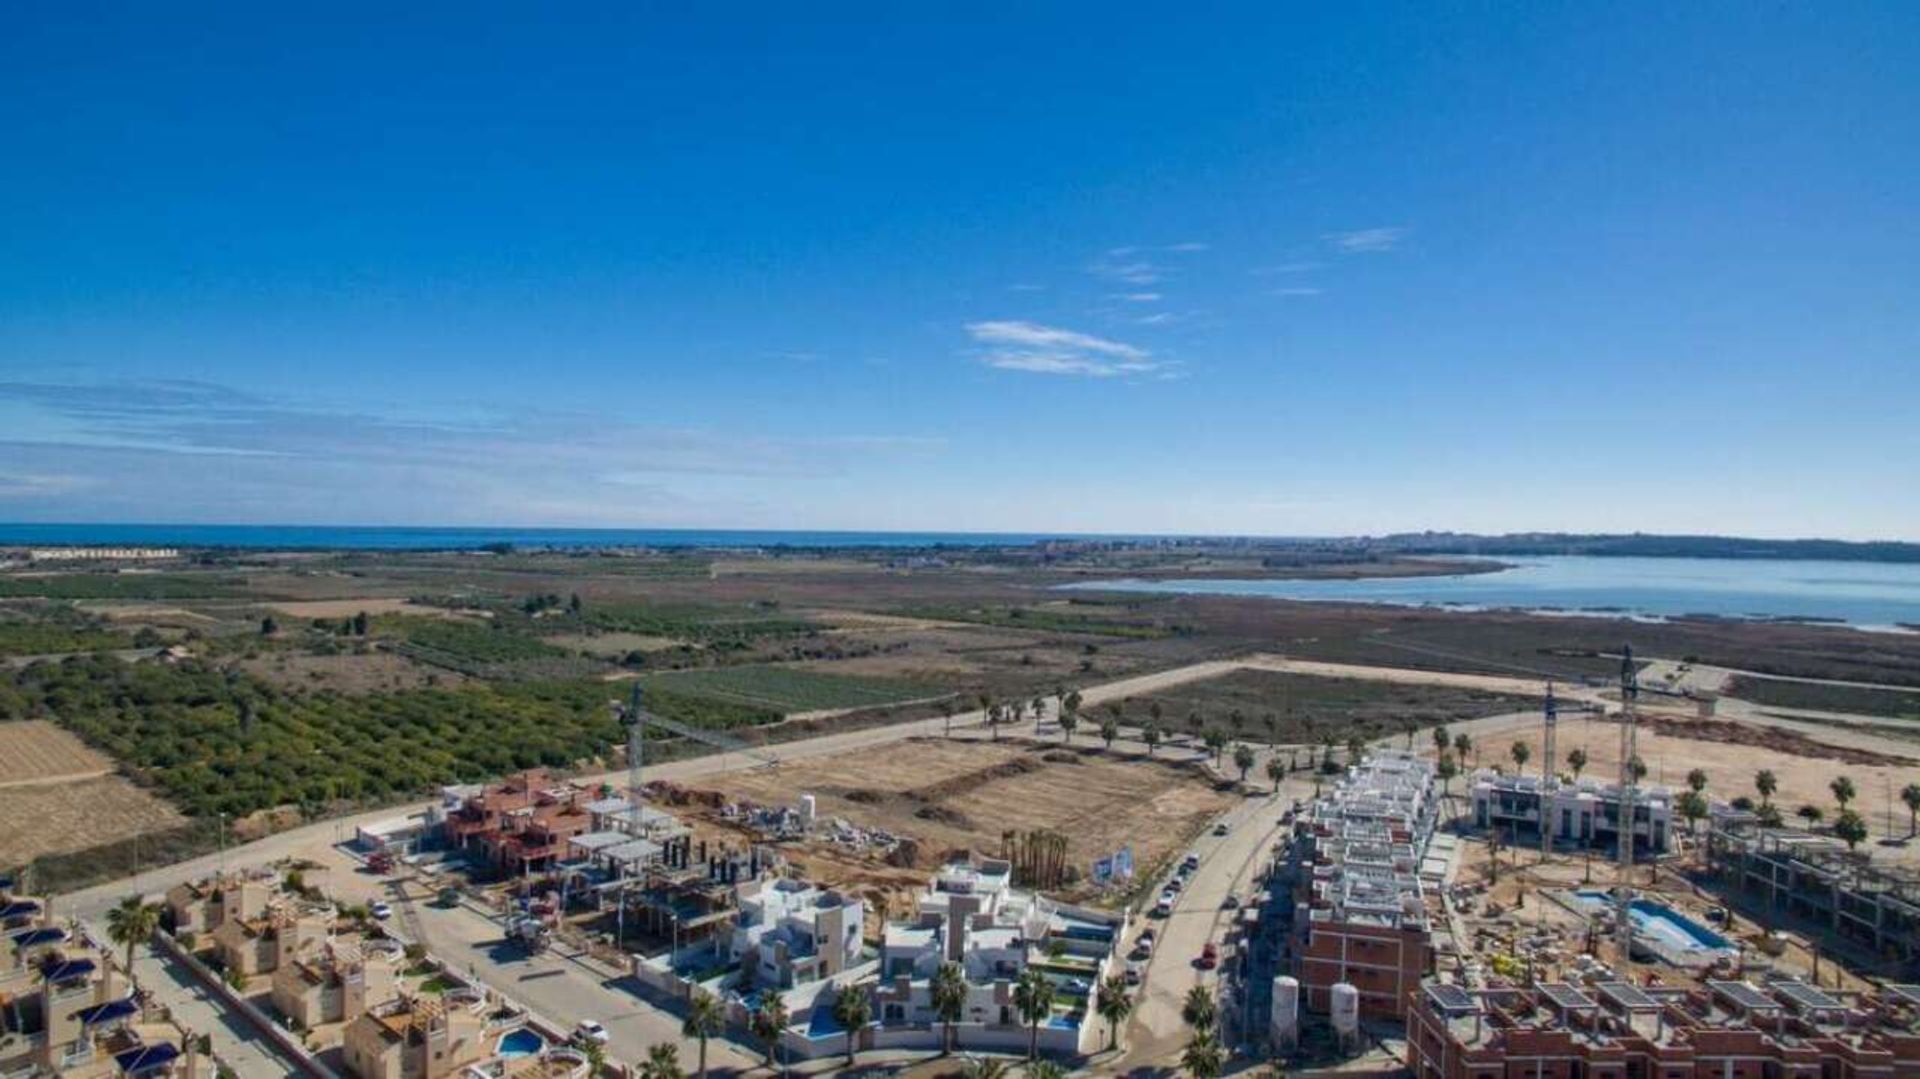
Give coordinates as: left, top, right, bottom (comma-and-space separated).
610, 682, 777, 821
1541, 683, 1558, 856
1615, 644, 1640, 968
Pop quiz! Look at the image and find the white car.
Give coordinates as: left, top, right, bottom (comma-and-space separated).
572, 1020, 609, 1045
369, 901, 393, 920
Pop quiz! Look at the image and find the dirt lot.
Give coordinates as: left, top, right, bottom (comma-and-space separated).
1119, 667, 1544, 743
546, 631, 685, 656
0, 720, 115, 784
661, 736, 1238, 914
264, 597, 480, 620
0, 774, 186, 866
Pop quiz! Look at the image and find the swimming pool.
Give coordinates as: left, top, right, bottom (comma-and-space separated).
496, 1029, 545, 1058
1570, 889, 1737, 966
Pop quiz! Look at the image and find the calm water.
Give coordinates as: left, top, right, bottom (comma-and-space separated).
0, 523, 1109, 550
1071, 556, 1920, 631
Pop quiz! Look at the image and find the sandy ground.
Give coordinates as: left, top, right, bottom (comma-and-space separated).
0, 719, 114, 783
543, 631, 684, 655
0, 775, 186, 865
264, 597, 479, 620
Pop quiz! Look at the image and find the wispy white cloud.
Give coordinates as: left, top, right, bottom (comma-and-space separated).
965, 320, 1162, 377
1114, 292, 1163, 303
1088, 241, 1208, 287
1324, 227, 1408, 254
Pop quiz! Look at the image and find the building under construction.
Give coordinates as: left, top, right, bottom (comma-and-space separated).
1288, 749, 1441, 1020
1706, 812, 1920, 978
1405, 976, 1920, 1079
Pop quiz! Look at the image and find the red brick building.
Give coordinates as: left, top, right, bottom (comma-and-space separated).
443, 769, 594, 874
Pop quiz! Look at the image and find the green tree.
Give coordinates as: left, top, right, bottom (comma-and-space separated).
1831, 776, 1857, 811
352, 610, 369, 637
1204, 728, 1228, 765
1832, 808, 1869, 851
750, 992, 789, 1071
1095, 974, 1132, 1051
1346, 735, 1366, 765
1266, 755, 1286, 794
259, 616, 277, 637
106, 895, 160, 985
1509, 741, 1531, 772
1686, 768, 1709, 794
1432, 724, 1450, 755
1143, 725, 1162, 756
832, 983, 871, 1068
1756, 803, 1784, 828
1181, 1033, 1223, 1079
1454, 732, 1473, 765
640, 1043, 684, 1079
1262, 712, 1279, 746
1013, 968, 1055, 1061
1628, 756, 1648, 783
1755, 769, 1777, 807
1675, 790, 1709, 837
1566, 747, 1588, 779
1436, 753, 1458, 796
682, 988, 723, 1078
1797, 804, 1824, 826
931, 961, 968, 1054
1027, 1061, 1067, 1079
1100, 718, 1119, 751
1058, 709, 1078, 742
1181, 985, 1216, 1033
1902, 783, 1920, 837
1233, 744, 1256, 784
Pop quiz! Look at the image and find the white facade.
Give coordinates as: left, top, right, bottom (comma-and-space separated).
730, 879, 863, 989
1470, 770, 1673, 854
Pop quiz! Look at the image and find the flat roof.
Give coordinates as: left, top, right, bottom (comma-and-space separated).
569, 831, 630, 852
1771, 980, 1843, 1013
1425, 983, 1477, 1015
1709, 981, 1781, 1013
1540, 983, 1599, 1012
1597, 982, 1659, 1011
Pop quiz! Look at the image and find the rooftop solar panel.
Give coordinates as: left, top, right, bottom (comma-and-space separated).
1597, 982, 1659, 1010
1426, 984, 1477, 1013
1886, 985, 1920, 1007
1708, 981, 1780, 1012
1540, 983, 1599, 1011
1772, 981, 1843, 1012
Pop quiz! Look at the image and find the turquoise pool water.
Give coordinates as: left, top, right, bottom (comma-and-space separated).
1571, 890, 1734, 954
496, 1030, 545, 1058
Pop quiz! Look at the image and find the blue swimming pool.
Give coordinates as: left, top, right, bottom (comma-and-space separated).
1571, 890, 1735, 959
496, 1030, 545, 1058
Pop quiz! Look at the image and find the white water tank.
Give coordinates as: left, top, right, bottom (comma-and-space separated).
798, 794, 817, 827
1270, 975, 1300, 1050
1331, 982, 1361, 1050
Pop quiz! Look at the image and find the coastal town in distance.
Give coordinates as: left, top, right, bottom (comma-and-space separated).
6, 4, 1918, 1077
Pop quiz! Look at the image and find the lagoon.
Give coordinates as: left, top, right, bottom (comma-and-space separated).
1069, 555, 1920, 631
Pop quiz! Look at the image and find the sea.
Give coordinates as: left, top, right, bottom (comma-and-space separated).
1067, 555, 1920, 632
0, 522, 1106, 551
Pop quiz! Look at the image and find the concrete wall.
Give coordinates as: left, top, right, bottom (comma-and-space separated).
153, 929, 340, 1079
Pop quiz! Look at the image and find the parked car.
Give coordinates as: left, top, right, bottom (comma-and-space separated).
1132, 936, 1154, 959
1182, 853, 1201, 872
369, 901, 393, 920
1124, 962, 1143, 986
1196, 943, 1219, 970
1165, 877, 1182, 893
1213, 822, 1230, 836
572, 1020, 609, 1045
1221, 894, 1240, 911
1137, 928, 1156, 946
1152, 897, 1172, 918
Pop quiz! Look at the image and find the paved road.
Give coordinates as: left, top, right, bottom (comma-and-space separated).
128, 946, 294, 1077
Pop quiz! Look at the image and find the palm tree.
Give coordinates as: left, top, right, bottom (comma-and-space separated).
832, 983, 870, 1069
1100, 718, 1119, 751
1181, 1032, 1223, 1078
1797, 804, 1824, 827
1676, 790, 1709, 838
1566, 747, 1588, 779
1436, 753, 1458, 796
682, 988, 723, 1078
1263, 712, 1279, 746
1628, 756, 1648, 783
750, 992, 789, 1072
1453, 732, 1473, 766
641, 1042, 685, 1079
1026, 1062, 1067, 1079
1509, 741, 1531, 772
1686, 768, 1709, 794
1755, 769, 1778, 807
1064, 689, 1083, 718
106, 895, 160, 984
1432, 724, 1450, 756
1233, 744, 1256, 784
1833, 808, 1869, 851
1345, 735, 1366, 765
1143, 725, 1161, 756
1181, 985, 1216, 1033
1149, 701, 1164, 728
1058, 710, 1077, 742
1012, 969, 1055, 1061
1902, 783, 1920, 837
1831, 776, 1857, 811
1266, 756, 1286, 794
1227, 710, 1246, 741
932, 961, 968, 1054
1095, 974, 1132, 1051
1203, 729, 1227, 765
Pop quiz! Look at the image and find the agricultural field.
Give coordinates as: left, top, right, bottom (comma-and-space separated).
640, 664, 945, 714
1724, 675, 1920, 719
896, 600, 1180, 639
0, 719, 116, 783
0, 572, 250, 600
0, 611, 137, 656
1112, 668, 1545, 745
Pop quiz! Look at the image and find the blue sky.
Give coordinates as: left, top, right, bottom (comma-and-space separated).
2, 4, 1915, 538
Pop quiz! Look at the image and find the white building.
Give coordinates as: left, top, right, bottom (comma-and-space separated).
1469, 769, 1673, 855
730, 878, 863, 989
